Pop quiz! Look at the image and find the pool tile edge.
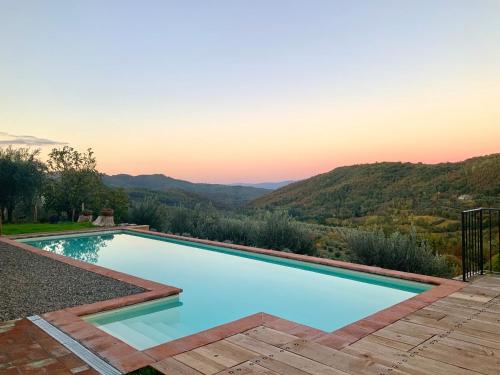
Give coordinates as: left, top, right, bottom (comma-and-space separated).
1, 227, 466, 374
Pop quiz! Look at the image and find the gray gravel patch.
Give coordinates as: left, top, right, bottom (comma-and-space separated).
0, 242, 145, 322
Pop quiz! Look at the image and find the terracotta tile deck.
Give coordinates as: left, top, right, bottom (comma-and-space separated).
0, 319, 98, 375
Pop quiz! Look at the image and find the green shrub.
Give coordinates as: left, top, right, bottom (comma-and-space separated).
167, 206, 195, 235
256, 211, 315, 255
161, 207, 316, 255
344, 227, 453, 277
128, 197, 166, 231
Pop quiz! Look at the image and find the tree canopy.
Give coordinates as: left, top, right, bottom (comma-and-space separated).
0, 147, 45, 222
45, 147, 101, 221
0, 145, 128, 223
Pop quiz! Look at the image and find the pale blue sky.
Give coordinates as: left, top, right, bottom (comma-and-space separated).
1, 1, 499, 182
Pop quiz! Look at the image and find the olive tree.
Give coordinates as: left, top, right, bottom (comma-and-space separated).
0, 147, 45, 222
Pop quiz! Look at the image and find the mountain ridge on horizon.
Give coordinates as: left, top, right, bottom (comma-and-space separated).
101, 173, 271, 208
103, 173, 295, 190
102, 153, 499, 215
102, 153, 496, 189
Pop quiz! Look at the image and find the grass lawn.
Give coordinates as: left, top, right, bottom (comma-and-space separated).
1, 222, 94, 235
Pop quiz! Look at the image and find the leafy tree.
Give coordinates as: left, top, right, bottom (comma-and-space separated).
45, 147, 101, 221
0, 147, 45, 222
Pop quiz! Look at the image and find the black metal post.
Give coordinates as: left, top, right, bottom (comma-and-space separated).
467, 211, 471, 279
489, 210, 492, 273
479, 210, 484, 275
472, 211, 476, 275
462, 211, 466, 281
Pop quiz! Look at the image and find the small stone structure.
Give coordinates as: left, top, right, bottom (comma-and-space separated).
92, 208, 115, 227
77, 210, 93, 223
77, 215, 92, 222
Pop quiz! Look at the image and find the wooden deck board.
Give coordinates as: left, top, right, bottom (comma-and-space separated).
174, 350, 229, 375
215, 361, 282, 374
226, 334, 349, 375
245, 326, 299, 346
191, 340, 259, 367
414, 337, 500, 374
354, 333, 415, 352
343, 343, 479, 375
279, 338, 409, 375
152, 357, 204, 375
448, 331, 500, 349
246, 357, 313, 375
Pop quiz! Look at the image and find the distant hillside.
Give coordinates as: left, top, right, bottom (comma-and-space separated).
102, 174, 270, 208
125, 187, 214, 208
230, 180, 296, 190
251, 154, 500, 222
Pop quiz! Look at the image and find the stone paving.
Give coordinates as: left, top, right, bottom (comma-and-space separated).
0, 319, 98, 375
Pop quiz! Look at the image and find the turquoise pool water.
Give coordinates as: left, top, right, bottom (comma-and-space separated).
23, 231, 431, 350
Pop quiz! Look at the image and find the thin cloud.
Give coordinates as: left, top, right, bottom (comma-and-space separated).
0, 132, 68, 146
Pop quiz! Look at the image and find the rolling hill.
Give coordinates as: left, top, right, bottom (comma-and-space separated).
251, 154, 500, 222
102, 174, 270, 208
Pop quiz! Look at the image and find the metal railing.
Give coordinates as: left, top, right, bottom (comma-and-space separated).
461, 208, 500, 281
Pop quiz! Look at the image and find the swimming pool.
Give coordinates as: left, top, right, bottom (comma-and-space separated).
23, 231, 431, 350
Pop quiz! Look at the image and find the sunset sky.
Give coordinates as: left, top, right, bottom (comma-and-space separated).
1, 1, 499, 183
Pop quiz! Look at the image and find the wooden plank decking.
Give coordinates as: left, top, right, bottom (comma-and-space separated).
152, 275, 500, 375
